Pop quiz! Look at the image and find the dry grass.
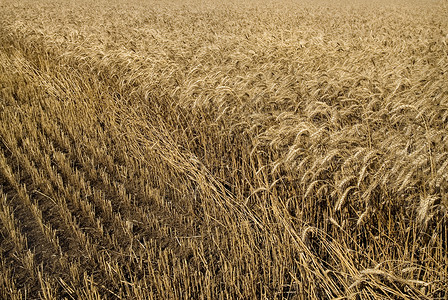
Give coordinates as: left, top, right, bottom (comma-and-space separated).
0, 0, 447, 298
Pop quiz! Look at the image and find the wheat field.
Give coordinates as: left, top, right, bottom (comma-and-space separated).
0, 0, 447, 298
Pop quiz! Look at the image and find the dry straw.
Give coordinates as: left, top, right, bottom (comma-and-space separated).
0, 0, 447, 298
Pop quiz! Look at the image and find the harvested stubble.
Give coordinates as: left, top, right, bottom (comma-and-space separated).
0, 0, 447, 298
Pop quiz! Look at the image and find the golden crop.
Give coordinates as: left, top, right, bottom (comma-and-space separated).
0, 0, 447, 298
